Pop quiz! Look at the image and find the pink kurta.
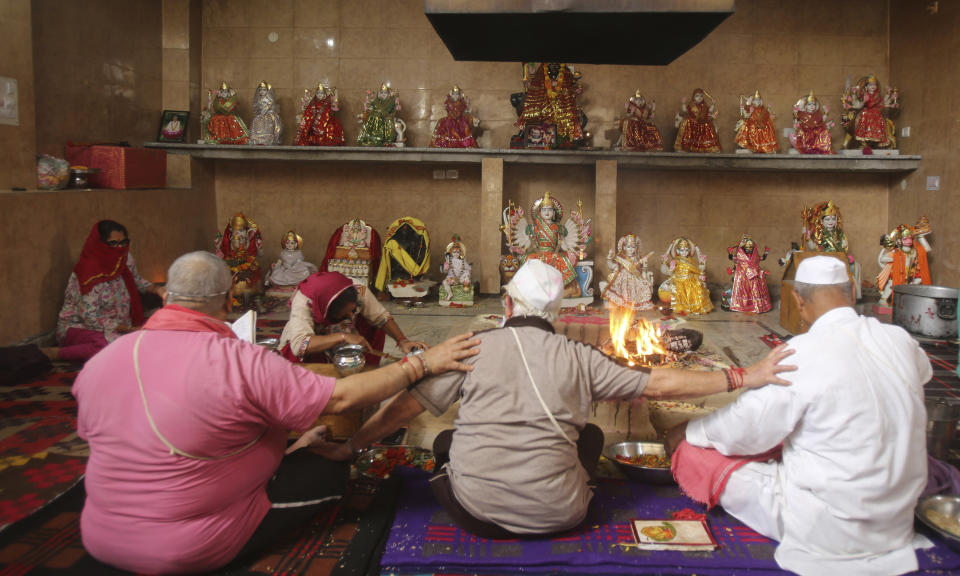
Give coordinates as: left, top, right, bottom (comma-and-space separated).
73, 305, 336, 574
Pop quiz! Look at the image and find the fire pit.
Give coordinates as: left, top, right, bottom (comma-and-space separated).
602, 307, 702, 368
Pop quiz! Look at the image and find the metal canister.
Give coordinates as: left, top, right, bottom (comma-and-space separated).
926, 398, 960, 460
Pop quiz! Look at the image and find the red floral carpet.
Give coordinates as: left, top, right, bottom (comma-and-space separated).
0, 365, 86, 531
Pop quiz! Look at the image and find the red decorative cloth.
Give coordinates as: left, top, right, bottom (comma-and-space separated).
73, 221, 143, 326
671, 440, 782, 509
294, 96, 345, 146
298, 272, 354, 325
320, 223, 382, 279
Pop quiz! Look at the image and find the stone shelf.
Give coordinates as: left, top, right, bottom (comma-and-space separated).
146, 142, 921, 173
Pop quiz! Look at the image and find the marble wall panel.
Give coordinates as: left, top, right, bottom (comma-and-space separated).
213, 160, 483, 286
890, 0, 960, 287
33, 0, 163, 154
0, 0, 36, 189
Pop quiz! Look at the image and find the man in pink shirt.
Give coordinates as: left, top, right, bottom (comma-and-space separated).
73, 251, 478, 574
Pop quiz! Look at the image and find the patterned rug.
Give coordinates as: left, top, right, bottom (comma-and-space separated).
922, 340, 960, 401
381, 470, 960, 575
0, 475, 400, 576
0, 364, 86, 531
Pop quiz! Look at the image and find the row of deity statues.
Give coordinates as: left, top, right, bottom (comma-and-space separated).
506, 191, 927, 316
198, 72, 899, 154
212, 197, 932, 315
213, 213, 475, 308
201, 81, 478, 149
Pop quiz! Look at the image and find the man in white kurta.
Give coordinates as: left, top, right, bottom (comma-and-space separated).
671, 256, 932, 576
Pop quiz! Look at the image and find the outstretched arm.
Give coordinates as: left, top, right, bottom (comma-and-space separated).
643, 345, 795, 400
322, 332, 478, 414
288, 391, 427, 458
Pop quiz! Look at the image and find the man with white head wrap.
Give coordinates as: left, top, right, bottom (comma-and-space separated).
667, 255, 932, 576
308, 259, 795, 538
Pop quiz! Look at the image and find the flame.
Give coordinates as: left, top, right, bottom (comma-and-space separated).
608, 306, 669, 366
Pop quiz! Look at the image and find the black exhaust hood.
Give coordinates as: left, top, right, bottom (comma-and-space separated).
425, 0, 735, 66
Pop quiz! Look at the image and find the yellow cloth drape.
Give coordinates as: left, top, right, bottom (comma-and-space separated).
375, 217, 431, 290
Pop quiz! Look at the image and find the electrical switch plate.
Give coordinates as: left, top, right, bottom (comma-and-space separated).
926, 176, 940, 191
901, 126, 911, 138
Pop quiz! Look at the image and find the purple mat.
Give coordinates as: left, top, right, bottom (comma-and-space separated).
381, 470, 960, 575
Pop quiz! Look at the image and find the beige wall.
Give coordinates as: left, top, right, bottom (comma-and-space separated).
214, 160, 481, 280
32, 0, 163, 155
0, 178, 216, 344
617, 171, 891, 292
0, 0, 36, 190
201, 0, 889, 151
890, 0, 960, 287
0, 0, 215, 345
201, 0, 897, 299
6, 0, 957, 344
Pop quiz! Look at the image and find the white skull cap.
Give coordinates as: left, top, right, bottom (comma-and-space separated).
795, 255, 848, 285
505, 259, 564, 314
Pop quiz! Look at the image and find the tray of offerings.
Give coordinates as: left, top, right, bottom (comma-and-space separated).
604, 441, 674, 484
355, 445, 436, 480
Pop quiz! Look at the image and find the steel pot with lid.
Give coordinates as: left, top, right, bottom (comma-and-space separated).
892, 285, 958, 339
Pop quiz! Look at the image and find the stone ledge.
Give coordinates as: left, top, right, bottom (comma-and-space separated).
145, 143, 921, 173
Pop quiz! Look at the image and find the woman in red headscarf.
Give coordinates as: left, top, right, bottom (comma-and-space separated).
277, 271, 427, 366
56, 220, 165, 362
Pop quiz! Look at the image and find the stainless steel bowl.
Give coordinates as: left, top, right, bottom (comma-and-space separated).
332, 344, 365, 376
917, 495, 960, 551
603, 441, 674, 484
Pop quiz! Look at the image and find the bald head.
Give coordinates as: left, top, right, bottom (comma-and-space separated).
165, 251, 233, 316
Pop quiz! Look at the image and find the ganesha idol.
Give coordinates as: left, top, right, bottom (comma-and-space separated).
215, 213, 263, 307
439, 235, 474, 307
501, 192, 594, 308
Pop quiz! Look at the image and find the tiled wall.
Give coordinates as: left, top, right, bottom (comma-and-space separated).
0, 0, 215, 345
206, 0, 897, 293
890, 0, 960, 287
0, 0, 36, 190
213, 161, 482, 279
0, 181, 216, 344
32, 0, 163, 155
617, 171, 890, 292
200, 0, 889, 151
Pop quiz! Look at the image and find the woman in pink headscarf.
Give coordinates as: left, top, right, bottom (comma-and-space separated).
277, 272, 426, 366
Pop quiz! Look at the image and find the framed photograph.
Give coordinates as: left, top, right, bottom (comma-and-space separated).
524, 123, 556, 149
158, 110, 189, 143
